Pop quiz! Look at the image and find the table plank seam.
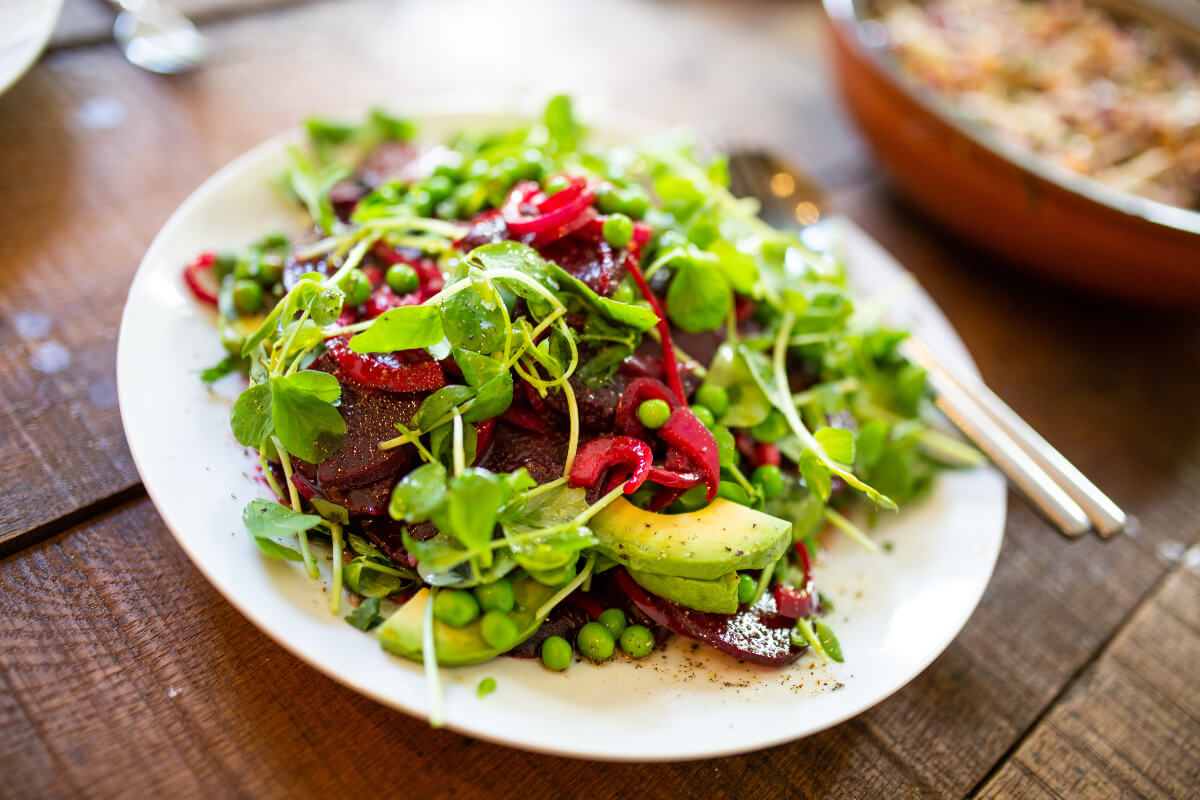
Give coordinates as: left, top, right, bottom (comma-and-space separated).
965, 554, 1188, 799
0, 483, 145, 561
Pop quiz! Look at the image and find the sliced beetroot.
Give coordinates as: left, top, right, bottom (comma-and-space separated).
612, 568, 805, 666
569, 436, 653, 494
507, 602, 591, 660
359, 517, 436, 566
182, 252, 218, 305
357, 141, 421, 187
456, 209, 510, 252
330, 179, 368, 221
540, 369, 630, 431
538, 233, 617, 296
302, 354, 423, 488
500, 404, 549, 433
325, 335, 446, 393
658, 406, 721, 501
476, 421, 569, 485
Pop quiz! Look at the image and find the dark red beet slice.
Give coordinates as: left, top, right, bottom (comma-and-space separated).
476, 421, 569, 485
304, 354, 423, 488
538, 234, 616, 296
507, 602, 591, 660
357, 141, 421, 187
542, 369, 631, 431
612, 568, 805, 666
456, 209, 511, 251
325, 336, 446, 393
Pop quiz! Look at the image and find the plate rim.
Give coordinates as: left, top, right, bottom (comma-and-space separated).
117, 106, 1006, 760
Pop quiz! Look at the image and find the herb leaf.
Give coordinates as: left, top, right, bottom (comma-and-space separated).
389, 462, 448, 523
199, 355, 237, 383
348, 306, 445, 353
814, 426, 855, 465
344, 596, 384, 631
269, 378, 346, 463
230, 383, 274, 447
666, 258, 732, 333
280, 370, 342, 404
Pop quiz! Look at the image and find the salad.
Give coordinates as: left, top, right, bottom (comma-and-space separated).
184, 97, 977, 723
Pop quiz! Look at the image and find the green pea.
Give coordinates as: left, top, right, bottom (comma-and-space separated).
407, 189, 434, 217
717, 481, 752, 505
677, 484, 709, 511
540, 635, 572, 671
751, 410, 789, 443
260, 231, 289, 251
713, 425, 736, 469
422, 174, 454, 203
232, 279, 263, 314
622, 186, 651, 219
339, 269, 371, 307
435, 198, 459, 220
737, 573, 757, 605
530, 560, 576, 587
576, 621, 615, 661
480, 611, 520, 650
233, 255, 260, 281
474, 578, 515, 614
433, 590, 480, 628
619, 625, 655, 658
611, 279, 635, 304
257, 255, 284, 286
386, 263, 419, 295
544, 174, 571, 195
466, 158, 491, 179
602, 213, 634, 248
494, 156, 522, 182
597, 608, 627, 637
637, 398, 671, 429
594, 183, 623, 215
433, 152, 465, 179
690, 405, 716, 429
214, 252, 238, 279
453, 181, 485, 217
219, 321, 246, 356
518, 149, 545, 179
696, 384, 730, 417
753, 464, 784, 499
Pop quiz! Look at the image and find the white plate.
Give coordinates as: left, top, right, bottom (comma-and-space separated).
117, 109, 1005, 761
0, 0, 62, 97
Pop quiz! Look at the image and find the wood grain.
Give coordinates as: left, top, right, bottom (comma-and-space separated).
1, 0, 1199, 796
977, 556, 1200, 799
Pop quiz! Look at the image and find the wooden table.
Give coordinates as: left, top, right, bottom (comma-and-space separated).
1, 0, 1197, 796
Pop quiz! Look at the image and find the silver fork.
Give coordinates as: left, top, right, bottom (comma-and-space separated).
108, 0, 209, 74
727, 149, 1125, 538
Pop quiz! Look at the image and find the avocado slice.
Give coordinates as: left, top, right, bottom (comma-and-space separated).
377, 578, 558, 666
590, 497, 792, 580
628, 568, 739, 614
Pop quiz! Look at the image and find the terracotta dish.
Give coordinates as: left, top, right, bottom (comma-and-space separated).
823, 0, 1200, 307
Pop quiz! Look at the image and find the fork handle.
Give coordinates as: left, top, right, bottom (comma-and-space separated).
905, 343, 1093, 537
912, 345, 1128, 537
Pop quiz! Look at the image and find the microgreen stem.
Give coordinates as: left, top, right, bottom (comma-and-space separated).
451, 413, 465, 477
562, 380, 580, 477
727, 462, 758, 497
392, 422, 435, 462
524, 476, 568, 499
773, 313, 896, 511
258, 452, 284, 499
535, 552, 596, 621
423, 588, 444, 727
272, 436, 318, 579
823, 507, 879, 553
792, 378, 861, 407
322, 236, 373, 292
792, 616, 829, 663
751, 552, 780, 607
272, 309, 310, 375
330, 522, 344, 614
